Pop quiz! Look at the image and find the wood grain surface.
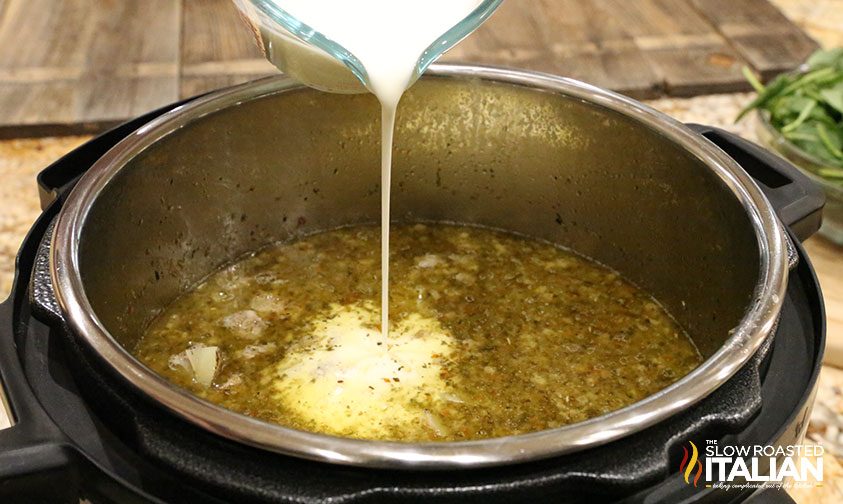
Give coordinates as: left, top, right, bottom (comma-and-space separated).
605, 0, 748, 96
181, 0, 275, 98
690, 0, 821, 80
442, 0, 664, 97
0, 0, 819, 137
0, 0, 181, 137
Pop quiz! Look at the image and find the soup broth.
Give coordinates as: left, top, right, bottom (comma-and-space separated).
135, 223, 701, 441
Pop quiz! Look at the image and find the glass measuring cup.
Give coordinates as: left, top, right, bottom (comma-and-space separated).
232, 0, 503, 93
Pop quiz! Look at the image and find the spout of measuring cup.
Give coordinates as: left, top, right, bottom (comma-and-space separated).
232, 0, 370, 94
412, 0, 503, 80
231, 0, 502, 94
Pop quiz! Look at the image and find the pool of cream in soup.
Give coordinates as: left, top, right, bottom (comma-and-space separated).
134, 223, 701, 442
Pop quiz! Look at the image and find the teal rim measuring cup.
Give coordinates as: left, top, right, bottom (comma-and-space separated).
232, 0, 503, 93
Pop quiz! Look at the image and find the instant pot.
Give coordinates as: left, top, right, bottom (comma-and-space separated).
0, 65, 827, 502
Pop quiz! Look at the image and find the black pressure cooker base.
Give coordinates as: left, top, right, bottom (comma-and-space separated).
0, 102, 826, 504
1, 211, 824, 504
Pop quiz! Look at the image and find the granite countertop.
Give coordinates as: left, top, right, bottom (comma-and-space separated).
1, 0, 842, 501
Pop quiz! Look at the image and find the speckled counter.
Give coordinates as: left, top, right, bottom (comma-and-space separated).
0, 136, 89, 296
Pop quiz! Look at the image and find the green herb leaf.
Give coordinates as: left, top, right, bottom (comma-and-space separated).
735, 72, 791, 121
738, 47, 843, 175
807, 48, 843, 70
781, 101, 816, 133
820, 82, 843, 115
818, 167, 843, 180
817, 123, 843, 160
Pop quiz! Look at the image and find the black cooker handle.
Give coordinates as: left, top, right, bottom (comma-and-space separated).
0, 339, 75, 500
687, 125, 825, 243
0, 215, 77, 500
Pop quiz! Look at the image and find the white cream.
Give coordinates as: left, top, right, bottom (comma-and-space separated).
268, 0, 482, 335
266, 303, 454, 438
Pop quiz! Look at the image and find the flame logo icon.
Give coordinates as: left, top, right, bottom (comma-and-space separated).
679, 441, 703, 487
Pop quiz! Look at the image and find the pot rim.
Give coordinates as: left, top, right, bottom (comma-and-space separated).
50, 64, 789, 469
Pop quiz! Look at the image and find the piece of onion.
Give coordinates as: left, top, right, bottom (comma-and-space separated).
185, 345, 219, 386
423, 410, 448, 437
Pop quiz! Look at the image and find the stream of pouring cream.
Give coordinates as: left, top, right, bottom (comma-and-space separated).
269, 0, 483, 336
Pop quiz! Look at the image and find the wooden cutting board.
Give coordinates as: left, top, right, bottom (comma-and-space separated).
0, 0, 818, 137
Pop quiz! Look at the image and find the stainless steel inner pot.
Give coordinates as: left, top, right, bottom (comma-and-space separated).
50, 65, 788, 469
